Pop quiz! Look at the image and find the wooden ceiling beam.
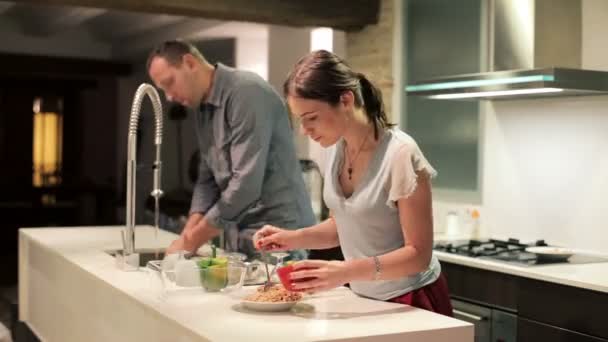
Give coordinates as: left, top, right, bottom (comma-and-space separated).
12, 0, 380, 30
0, 1, 15, 15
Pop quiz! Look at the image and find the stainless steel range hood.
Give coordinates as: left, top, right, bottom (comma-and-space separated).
406, 0, 608, 100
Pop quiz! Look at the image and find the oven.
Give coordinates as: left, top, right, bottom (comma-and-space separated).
452, 299, 516, 342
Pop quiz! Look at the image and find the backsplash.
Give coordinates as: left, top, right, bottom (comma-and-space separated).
482, 96, 608, 253
432, 201, 483, 238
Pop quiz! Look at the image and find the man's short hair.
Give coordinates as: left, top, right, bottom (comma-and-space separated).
146, 40, 206, 71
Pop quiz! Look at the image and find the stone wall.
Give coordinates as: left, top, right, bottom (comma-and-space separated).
346, 0, 396, 119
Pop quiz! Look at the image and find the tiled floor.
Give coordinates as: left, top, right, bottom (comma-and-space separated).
0, 286, 14, 342
0, 286, 17, 340
0, 286, 43, 342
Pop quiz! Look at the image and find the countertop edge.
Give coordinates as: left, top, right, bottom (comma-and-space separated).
435, 251, 608, 293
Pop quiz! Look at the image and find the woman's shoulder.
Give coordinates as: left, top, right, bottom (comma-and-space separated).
384, 128, 436, 175
385, 129, 421, 155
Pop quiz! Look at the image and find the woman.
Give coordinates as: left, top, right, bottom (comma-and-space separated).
254, 50, 453, 316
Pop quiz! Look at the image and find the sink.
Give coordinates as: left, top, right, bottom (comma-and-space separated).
106, 248, 165, 267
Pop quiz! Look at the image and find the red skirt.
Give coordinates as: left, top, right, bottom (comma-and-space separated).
389, 272, 453, 317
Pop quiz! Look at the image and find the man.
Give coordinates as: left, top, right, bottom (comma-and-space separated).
147, 40, 315, 256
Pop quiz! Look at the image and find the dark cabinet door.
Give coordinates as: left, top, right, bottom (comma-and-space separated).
442, 261, 519, 311
442, 261, 608, 342
518, 278, 608, 339
518, 318, 608, 342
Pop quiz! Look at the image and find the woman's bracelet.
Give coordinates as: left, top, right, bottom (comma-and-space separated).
372, 256, 382, 280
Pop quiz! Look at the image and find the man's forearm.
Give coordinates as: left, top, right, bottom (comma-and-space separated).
182, 215, 222, 252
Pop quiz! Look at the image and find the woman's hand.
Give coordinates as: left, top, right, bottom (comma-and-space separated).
253, 225, 299, 251
289, 260, 351, 293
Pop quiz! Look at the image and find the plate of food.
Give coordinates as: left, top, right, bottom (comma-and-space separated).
240, 284, 303, 312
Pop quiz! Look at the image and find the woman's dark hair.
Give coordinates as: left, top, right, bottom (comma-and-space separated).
283, 50, 394, 139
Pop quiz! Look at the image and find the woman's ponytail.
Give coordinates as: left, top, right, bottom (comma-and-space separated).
357, 73, 394, 139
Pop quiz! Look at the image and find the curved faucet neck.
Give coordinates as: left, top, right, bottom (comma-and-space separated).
123, 83, 164, 257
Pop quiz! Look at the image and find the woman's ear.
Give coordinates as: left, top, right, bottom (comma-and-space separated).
340, 91, 355, 108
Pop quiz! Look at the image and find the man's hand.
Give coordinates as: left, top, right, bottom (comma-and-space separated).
166, 213, 203, 254
166, 212, 221, 254
184, 213, 204, 232
166, 238, 186, 255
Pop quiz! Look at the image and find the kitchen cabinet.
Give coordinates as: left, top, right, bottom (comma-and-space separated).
518, 277, 608, 341
442, 261, 608, 342
518, 318, 608, 342
443, 261, 518, 311
404, 0, 483, 195
444, 262, 518, 342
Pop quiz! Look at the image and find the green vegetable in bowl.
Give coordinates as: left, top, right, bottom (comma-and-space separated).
211, 257, 228, 266
196, 255, 230, 291
198, 258, 212, 268
201, 264, 228, 291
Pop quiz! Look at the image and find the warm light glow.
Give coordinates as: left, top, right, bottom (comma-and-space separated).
236, 36, 268, 80
310, 27, 333, 52
32, 97, 63, 187
428, 88, 564, 99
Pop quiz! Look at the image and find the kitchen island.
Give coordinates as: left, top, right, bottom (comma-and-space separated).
19, 226, 472, 342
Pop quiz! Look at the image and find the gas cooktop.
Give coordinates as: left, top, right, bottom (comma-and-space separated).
433, 238, 608, 267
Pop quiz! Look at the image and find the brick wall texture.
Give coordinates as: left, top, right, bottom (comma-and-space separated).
346, 0, 395, 120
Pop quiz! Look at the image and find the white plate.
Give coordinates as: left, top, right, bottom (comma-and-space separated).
241, 300, 298, 312
525, 246, 574, 258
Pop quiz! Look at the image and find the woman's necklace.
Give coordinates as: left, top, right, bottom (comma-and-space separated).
344, 130, 371, 180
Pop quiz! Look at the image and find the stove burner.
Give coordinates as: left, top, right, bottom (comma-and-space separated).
435, 238, 608, 266
433, 238, 567, 266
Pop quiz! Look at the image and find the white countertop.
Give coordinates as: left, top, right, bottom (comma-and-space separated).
435, 249, 608, 294
19, 226, 472, 342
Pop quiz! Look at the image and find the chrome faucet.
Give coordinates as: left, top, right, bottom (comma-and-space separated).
120, 83, 164, 270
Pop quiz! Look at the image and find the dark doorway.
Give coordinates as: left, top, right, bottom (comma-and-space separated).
0, 54, 131, 286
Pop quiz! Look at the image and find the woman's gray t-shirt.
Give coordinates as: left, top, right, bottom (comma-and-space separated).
323, 128, 441, 301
